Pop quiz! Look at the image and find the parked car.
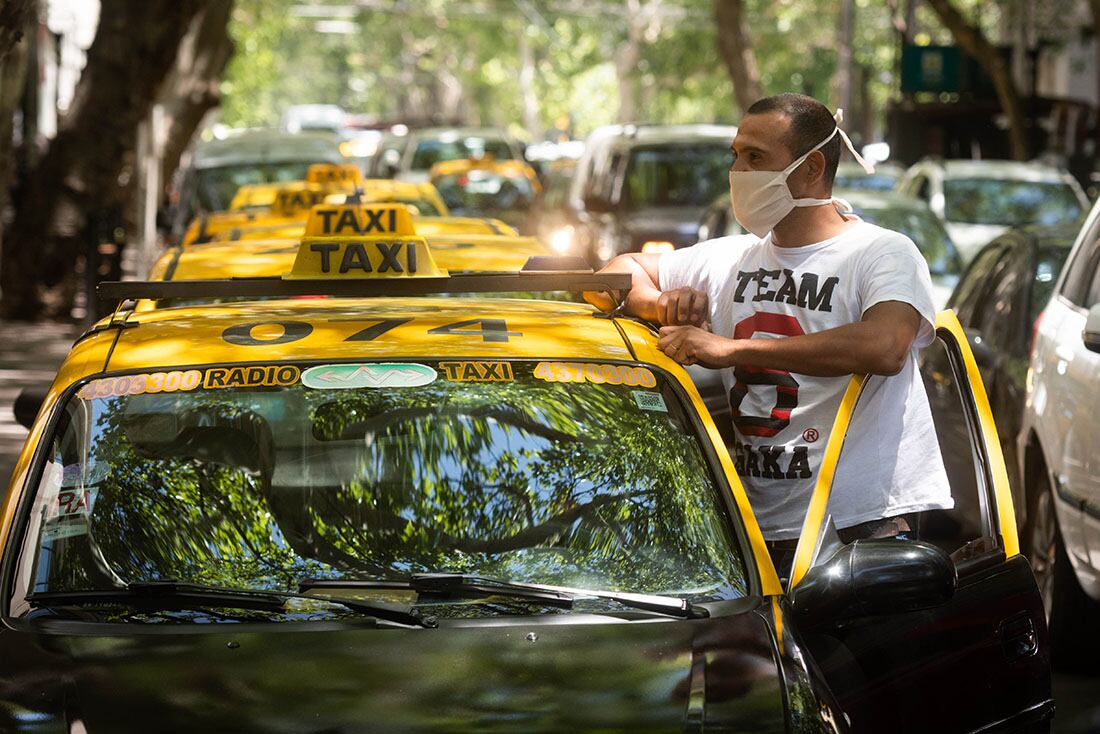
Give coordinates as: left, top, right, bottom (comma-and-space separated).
567, 123, 737, 264
696, 189, 962, 307
1019, 200, 1100, 668
833, 161, 905, 191
921, 225, 1075, 548
897, 158, 1089, 264
170, 129, 344, 242
367, 127, 525, 183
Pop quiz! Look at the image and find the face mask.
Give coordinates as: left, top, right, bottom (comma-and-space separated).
730, 109, 874, 238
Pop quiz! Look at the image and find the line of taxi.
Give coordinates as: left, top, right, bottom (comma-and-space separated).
0, 164, 1053, 732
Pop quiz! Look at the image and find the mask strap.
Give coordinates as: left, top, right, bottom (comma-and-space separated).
833, 109, 875, 174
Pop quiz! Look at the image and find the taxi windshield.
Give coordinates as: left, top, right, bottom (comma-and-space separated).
18, 361, 747, 618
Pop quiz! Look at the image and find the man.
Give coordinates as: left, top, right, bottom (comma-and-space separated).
586, 93, 952, 571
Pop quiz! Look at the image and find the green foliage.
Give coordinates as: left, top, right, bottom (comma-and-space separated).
218, 0, 911, 138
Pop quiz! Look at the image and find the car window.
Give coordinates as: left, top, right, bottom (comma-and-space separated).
834, 173, 898, 191
14, 361, 749, 620
950, 245, 1006, 321
410, 137, 515, 171
1060, 236, 1100, 307
432, 170, 536, 218
1028, 247, 1072, 323
943, 178, 1084, 226
196, 162, 318, 212
623, 144, 732, 210
976, 250, 1022, 352
1083, 251, 1100, 310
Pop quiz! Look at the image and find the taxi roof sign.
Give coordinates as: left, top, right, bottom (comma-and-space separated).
307, 163, 364, 185
287, 203, 445, 279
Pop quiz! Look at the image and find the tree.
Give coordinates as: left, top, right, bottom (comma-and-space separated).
0, 0, 204, 319
714, 0, 763, 114
0, 0, 33, 60
158, 1, 236, 193
924, 0, 1029, 160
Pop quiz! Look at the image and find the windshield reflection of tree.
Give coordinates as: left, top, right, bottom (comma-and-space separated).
39, 368, 746, 609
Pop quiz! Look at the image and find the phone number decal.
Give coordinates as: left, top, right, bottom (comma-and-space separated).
533, 362, 656, 387
78, 370, 202, 399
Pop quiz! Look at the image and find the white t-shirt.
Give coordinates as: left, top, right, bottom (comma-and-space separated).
659, 220, 953, 540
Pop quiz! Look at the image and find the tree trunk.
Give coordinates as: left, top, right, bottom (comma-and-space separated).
836, 0, 854, 117
1, 0, 202, 319
518, 28, 540, 138
614, 36, 640, 123
714, 0, 763, 115
0, 0, 34, 61
925, 0, 1029, 161
159, 0, 235, 192
0, 3, 32, 281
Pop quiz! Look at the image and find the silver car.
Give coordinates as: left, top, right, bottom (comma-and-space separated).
1018, 195, 1100, 668
898, 158, 1088, 264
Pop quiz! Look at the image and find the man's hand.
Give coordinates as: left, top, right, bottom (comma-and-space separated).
656, 288, 709, 326
581, 253, 709, 326
658, 325, 733, 368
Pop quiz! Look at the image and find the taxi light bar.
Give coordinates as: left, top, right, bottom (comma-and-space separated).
97, 271, 632, 301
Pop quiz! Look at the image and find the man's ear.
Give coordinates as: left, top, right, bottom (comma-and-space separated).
791, 150, 827, 197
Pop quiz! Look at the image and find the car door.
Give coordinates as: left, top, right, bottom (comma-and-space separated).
1067, 254, 1100, 576
786, 311, 1052, 733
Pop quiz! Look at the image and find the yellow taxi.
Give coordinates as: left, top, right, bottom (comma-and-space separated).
429, 157, 541, 231
145, 204, 552, 309
0, 200, 1050, 731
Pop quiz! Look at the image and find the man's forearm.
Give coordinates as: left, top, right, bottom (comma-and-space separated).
597, 254, 662, 321
717, 320, 911, 377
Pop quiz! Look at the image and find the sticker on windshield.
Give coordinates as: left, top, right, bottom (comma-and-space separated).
633, 391, 668, 412
203, 365, 301, 389
301, 363, 438, 389
533, 362, 657, 387
439, 361, 513, 382
42, 517, 90, 542
78, 369, 203, 399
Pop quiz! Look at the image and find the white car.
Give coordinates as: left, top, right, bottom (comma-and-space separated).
898, 159, 1088, 264
1018, 196, 1100, 667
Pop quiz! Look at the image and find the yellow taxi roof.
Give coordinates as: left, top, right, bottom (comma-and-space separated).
202, 215, 518, 244
229, 179, 446, 213
149, 232, 551, 283
82, 298, 640, 375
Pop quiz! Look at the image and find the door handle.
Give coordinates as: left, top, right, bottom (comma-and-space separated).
999, 613, 1037, 661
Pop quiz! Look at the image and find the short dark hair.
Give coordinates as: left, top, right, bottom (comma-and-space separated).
745, 93, 840, 188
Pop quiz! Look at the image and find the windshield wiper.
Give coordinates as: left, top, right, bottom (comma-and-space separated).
299, 573, 708, 620
27, 580, 436, 628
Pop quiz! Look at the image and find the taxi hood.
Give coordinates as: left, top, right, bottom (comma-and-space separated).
0, 604, 786, 732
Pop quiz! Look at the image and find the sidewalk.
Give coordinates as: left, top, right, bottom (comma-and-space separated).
0, 321, 78, 489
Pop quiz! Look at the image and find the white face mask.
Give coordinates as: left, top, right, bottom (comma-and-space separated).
729, 111, 874, 238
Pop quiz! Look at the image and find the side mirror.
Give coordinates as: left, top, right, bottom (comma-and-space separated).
964, 328, 997, 368
13, 385, 50, 430
1084, 304, 1100, 354
790, 539, 956, 627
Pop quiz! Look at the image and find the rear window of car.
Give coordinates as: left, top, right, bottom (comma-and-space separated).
943, 178, 1084, 226
410, 137, 515, 171
852, 206, 961, 277
14, 360, 749, 621
623, 144, 732, 210
197, 163, 322, 212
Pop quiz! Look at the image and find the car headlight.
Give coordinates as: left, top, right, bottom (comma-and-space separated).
641, 240, 675, 255
549, 225, 575, 254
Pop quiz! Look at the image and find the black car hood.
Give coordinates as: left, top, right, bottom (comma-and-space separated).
0, 601, 786, 733
621, 206, 706, 248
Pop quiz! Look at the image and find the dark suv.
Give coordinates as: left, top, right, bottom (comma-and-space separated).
566, 124, 737, 264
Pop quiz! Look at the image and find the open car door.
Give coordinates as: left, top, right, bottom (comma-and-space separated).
784, 311, 1053, 733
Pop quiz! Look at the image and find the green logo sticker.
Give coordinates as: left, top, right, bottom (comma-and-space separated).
633, 390, 667, 412
301, 363, 438, 390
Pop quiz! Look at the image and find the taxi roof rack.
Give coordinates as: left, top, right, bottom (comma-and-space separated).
97, 271, 632, 302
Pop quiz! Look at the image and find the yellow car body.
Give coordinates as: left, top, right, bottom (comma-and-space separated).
428, 158, 542, 194
229, 179, 448, 219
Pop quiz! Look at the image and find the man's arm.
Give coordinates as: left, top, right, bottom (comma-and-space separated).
657, 300, 922, 377
583, 253, 708, 326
